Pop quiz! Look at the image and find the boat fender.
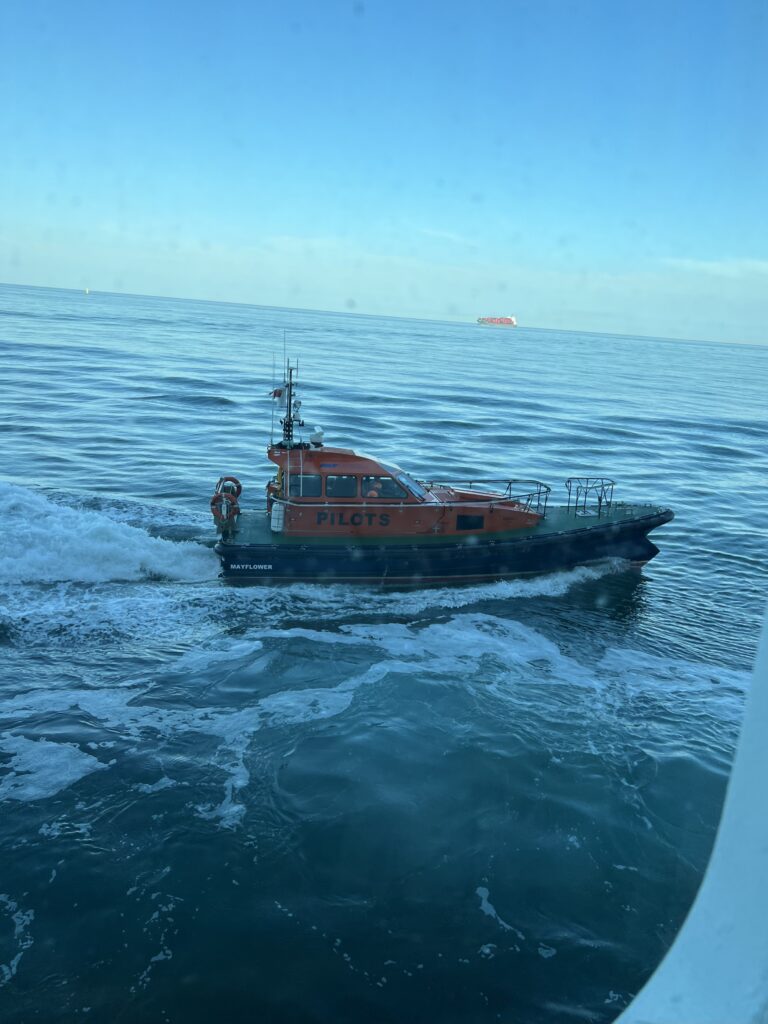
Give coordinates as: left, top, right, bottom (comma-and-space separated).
215, 475, 242, 498
271, 502, 286, 533
211, 491, 240, 523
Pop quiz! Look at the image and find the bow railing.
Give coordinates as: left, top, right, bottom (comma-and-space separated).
565, 477, 615, 517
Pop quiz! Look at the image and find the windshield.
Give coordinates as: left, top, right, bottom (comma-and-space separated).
396, 471, 429, 501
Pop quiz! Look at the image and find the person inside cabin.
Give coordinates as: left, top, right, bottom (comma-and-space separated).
365, 479, 382, 498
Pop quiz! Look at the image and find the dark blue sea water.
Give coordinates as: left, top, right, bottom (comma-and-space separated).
1, 283, 766, 1023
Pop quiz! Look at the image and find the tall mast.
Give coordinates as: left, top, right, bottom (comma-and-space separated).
282, 366, 294, 444
280, 363, 303, 446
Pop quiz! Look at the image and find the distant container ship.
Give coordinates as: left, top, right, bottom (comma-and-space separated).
477, 315, 517, 326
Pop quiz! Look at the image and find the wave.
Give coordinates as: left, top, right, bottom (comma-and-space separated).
0, 482, 217, 584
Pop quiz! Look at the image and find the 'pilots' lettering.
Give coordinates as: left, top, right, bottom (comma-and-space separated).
315, 511, 392, 528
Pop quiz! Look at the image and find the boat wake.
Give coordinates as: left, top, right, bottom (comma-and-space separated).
0, 482, 217, 584
0, 607, 747, 821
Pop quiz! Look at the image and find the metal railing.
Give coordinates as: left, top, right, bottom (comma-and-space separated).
425, 479, 551, 516
565, 477, 615, 517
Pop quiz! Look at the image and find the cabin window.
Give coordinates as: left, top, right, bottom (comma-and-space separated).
456, 513, 485, 530
325, 475, 358, 498
362, 475, 408, 499
288, 474, 322, 497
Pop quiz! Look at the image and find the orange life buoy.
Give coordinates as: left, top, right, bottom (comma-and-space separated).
216, 475, 242, 498
210, 491, 239, 523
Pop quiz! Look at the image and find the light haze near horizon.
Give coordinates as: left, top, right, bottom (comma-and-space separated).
1, 0, 766, 345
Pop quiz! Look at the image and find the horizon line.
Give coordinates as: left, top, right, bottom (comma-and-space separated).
1, 279, 764, 350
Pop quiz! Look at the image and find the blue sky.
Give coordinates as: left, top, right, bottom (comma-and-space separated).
1, 0, 766, 343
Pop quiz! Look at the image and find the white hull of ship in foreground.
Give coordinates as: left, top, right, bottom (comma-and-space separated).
615, 603, 768, 1024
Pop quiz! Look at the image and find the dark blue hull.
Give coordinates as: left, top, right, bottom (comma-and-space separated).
215, 509, 673, 587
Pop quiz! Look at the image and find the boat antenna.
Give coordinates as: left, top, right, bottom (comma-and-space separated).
270, 353, 276, 444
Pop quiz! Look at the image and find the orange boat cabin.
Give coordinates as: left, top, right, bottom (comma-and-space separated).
265, 444, 542, 540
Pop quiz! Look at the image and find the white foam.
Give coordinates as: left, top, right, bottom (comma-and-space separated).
194, 663, 390, 827
135, 777, 178, 794
0, 482, 217, 584
341, 613, 566, 667
355, 562, 621, 617
1, 663, 390, 823
476, 886, 525, 939
0, 733, 109, 802
257, 682, 358, 726
4, 583, 216, 651
1, 588, 746, 832
598, 646, 749, 698
39, 820, 92, 839
255, 613, 577, 685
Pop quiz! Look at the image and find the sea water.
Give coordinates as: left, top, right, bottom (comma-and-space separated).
0, 283, 766, 1022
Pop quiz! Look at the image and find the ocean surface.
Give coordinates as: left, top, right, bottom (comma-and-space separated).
1, 283, 766, 1023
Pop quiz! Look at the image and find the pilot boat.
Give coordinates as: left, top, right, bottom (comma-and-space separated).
211, 365, 673, 586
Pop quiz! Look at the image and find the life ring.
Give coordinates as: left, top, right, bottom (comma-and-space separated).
210, 491, 240, 523
215, 475, 242, 498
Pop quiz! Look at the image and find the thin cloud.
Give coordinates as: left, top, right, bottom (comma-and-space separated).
663, 258, 768, 278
